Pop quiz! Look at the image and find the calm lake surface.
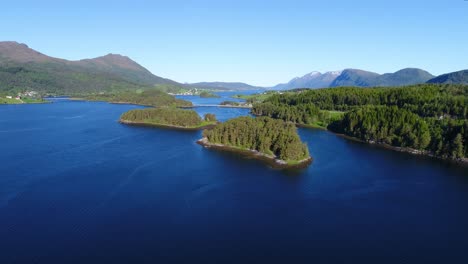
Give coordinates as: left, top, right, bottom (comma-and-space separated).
0, 92, 467, 263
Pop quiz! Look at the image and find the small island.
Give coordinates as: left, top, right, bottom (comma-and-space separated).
120, 107, 217, 130
76, 90, 193, 108
219, 101, 252, 108
199, 91, 220, 98
198, 116, 312, 168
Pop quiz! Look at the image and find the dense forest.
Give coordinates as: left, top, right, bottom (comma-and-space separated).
202, 116, 310, 162
252, 102, 343, 128
120, 108, 216, 128
260, 84, 467, 118
82, 90, 193, 107
252, 84, 468, 160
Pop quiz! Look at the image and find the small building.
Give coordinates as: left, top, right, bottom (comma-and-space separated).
5, 96, 12, 99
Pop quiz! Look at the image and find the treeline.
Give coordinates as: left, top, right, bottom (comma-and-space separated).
84, 90, 192, 107
202, 116, 310, 161
121, 108, 216, 128
263, 84, 467, 119
338, 106, 467, 159
252, 84, 468, 160
426, 118, 468, 159
252, 102, 341, 127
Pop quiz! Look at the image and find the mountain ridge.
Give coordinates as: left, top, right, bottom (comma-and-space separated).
427, 70, 468, 84
272, 68, 437, 90
0, 41, 183, 94
188, 81, 263, 91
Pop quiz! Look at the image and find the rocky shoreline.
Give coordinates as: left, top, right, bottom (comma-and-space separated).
196, 137, 312, 169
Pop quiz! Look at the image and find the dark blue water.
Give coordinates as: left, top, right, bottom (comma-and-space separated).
0, 95, 467, 263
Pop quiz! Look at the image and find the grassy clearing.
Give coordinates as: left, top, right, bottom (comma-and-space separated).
0, 98, 22, 104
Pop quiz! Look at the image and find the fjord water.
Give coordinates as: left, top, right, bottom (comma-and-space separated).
0, 94, 467, 263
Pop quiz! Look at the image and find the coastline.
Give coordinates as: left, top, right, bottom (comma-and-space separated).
197, 137, 312, 169
183, 104, 252, 109
253, 112, 468, 166
0, 100, 49, 105
330, 131, 468, 166
119, 119, 217, 131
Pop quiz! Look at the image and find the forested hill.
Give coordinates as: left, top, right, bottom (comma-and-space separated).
0, 41, 183, 95
427, 70, 468, 85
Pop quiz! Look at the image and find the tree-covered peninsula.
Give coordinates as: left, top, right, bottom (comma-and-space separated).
120, 108, 217, 130
80, 90, 193, 107
251, 84, 468, 162
199, 116, 311, 168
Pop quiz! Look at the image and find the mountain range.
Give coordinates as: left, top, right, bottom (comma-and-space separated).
0, 41, 466, 95
273, 68, 445, 90
189, 82, 262, 91
426, 70, 468, 85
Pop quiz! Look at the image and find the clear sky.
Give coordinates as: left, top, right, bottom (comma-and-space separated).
1, 0, 467, 86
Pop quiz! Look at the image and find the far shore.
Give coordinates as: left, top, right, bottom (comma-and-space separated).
197, 137, 312, 169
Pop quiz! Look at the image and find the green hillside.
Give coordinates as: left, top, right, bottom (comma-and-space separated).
0, 41, 185, 95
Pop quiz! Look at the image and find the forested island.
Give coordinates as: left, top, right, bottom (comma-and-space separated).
199, 91, 220, 98
120, 107, 217, 130
232, 91, 280, 103
78, 90, 193, 107
199, 116, 312, 168
251, 84, 468, 162
219, 101, 252, 108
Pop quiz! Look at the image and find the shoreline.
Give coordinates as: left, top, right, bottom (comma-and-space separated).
119, 119, 217, 131
197, 137, 312, 169
253, 113, 468, 166
183, 104, 252, 109
1, 100, 49, 105
218, 104, 252, 109
330, 130, 468, 166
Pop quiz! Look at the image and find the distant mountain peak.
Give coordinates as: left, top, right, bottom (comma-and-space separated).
427, 69, 468, 84
330, 68, 434, 87
308, 71, 321, 77
273, 70, 340, 90
0, 41, 59, 63
273, 68, 436, 90
81, 53, 148, 72
325, 70, 342, 75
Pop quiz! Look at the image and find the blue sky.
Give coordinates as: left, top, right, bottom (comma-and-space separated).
1, 0, 467, 86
